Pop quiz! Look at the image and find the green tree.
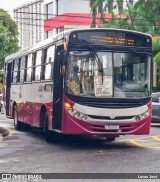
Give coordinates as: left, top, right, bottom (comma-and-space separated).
92, 0, 134, 29
93, 0, 155, 34
0, 8, 19, 69
134, 0, 160, 35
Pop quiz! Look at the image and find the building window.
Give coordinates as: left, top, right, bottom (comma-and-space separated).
46, 30, 53, 39
46, 2, 53, 19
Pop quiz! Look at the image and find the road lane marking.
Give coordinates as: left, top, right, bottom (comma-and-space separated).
117, 135, 152, 142
152, 136, 160, 141
116, 135, 160, 149
117, 135, 160, 142
129, 139, 141, 147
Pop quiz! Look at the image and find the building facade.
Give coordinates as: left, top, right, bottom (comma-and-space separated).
14, 0, 44, 49
44, 0, 91, 39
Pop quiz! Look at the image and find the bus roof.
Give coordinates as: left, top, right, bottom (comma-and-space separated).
5, 28, 152, 62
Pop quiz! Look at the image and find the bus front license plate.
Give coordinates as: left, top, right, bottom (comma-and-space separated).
105, 125, 119, 130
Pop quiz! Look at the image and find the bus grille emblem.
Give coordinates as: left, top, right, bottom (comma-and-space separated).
110, 113, 116, 119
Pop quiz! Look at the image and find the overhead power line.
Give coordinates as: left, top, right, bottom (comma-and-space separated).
1, 14, 159, 23
15, 17, 95, 29
14, 19, 160, 30
14, 11, 93, 18
1, 10, 160, 23
14, 16, 160, 25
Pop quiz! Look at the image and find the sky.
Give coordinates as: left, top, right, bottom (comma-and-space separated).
0, 0, 31, 17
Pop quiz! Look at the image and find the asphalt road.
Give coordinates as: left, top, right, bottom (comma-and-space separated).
0, 114, 160, 181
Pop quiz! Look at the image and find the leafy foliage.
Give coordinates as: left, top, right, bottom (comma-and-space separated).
0, 9, 19, 69
153, 37, 160, 54
154, 52, 160, 64
92, 0, 160, 36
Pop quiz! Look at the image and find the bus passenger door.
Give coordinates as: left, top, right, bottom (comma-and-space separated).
6, 62, 12, 116
52, 46, 64, 130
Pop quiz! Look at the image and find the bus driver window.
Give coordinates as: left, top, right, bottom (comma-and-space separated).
114, 67, 121, 85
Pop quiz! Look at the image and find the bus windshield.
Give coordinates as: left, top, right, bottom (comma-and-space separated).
66, 50, 151, 98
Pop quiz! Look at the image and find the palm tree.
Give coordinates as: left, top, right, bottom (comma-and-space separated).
89, 0, 97, 27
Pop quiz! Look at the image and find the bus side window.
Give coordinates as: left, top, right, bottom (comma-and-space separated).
12, 58, 19, 84
26, 54, 32, 82
41, 49, 46, 80
17, 58, 21, 83
43, 45, 55, 80
34, 50, 42, 81
11, 60, 14, 83
24, 56, 28, 82
32, 52, 36, 81
19, 56, 26, 83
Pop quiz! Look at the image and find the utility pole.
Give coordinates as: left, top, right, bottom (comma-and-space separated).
90, 0, 97, 28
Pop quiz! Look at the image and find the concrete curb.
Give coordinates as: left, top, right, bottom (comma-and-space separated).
0, 127, 10, 137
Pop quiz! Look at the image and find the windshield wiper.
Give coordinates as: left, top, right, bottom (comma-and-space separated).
89, 46, 104, 84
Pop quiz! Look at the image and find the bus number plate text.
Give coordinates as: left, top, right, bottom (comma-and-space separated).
104, 125, 119, 130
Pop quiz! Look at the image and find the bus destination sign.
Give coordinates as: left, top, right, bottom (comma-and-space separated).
90, 35, 135, 46
69, 30, 152, 48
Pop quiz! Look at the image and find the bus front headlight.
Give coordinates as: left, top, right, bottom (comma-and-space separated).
73, 111, 80, 118
135, 109, 151, 121
81, 114, 88, 121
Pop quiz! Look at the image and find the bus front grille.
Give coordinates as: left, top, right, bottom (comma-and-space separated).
88, 115, 134, 120
84, 123, 134, 133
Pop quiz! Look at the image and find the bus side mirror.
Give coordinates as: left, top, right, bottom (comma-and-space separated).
60, 65, 65, 76
153, 62, 157, 88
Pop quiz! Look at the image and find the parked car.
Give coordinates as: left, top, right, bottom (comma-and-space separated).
152, 92, 160, 123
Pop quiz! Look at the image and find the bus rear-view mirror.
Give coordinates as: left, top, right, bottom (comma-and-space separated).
60, 65, 65, 76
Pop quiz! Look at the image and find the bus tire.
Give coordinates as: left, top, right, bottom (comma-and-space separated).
14, 106, 22, 130
14, 106, 29, 131
44, 112, 59, 143
106, 136, 116, 142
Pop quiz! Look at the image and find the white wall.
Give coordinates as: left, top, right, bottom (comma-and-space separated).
44, 0, 57, 16
58, 0, 90, 14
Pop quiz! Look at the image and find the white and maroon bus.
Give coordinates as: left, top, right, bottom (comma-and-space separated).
3, 28, 152, 142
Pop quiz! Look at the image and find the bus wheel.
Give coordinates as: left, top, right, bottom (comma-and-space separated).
106, 136, 116, 142
14, 106, 22, 130
44, 112, 59, 143
14, 106, 29, 131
